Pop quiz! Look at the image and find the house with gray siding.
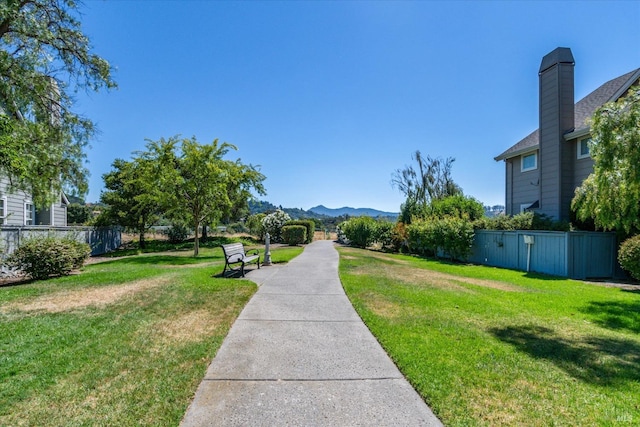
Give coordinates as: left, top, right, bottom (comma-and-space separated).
495, 47, 640, 221
0, 177, 68, 226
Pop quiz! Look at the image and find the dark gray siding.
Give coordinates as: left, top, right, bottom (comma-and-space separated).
538, 54, 574, 221
572, 139, 594, 187
35, 203, 67, 226
505, 160, 512, 215
36, 207, 51, 225
506, 153, 539, 215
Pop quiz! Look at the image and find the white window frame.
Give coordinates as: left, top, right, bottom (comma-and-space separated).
24, 201, 34, 225
0, 196, 7, 225
577, 137, 591, 159
521, 151, 538, 172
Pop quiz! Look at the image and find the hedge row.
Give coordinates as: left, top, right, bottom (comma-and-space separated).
282, 225, 307, 245
286, 220, 314, 244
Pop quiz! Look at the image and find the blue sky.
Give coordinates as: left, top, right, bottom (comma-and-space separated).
76, 0, 639, 213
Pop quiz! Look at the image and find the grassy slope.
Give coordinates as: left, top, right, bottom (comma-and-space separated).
338, 247, 640, 426
0, 245, 303, 426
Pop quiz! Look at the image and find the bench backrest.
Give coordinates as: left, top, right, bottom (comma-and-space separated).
222, 243, 246, 263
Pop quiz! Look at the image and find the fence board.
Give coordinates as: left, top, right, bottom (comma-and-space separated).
469, 230, 617, 279
1, 226, 121, 257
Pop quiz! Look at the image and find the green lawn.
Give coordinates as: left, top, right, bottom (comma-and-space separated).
338, 246, 640, 426
0, 244, 303, 426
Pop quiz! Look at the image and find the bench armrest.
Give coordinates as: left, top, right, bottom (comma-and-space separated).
248, 249, 259, 256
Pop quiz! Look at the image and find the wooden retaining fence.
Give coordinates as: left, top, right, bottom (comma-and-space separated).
0, 226, 122, 257
469, 230, 618, 280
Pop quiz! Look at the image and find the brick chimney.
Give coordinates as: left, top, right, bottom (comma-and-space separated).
538, 47, 575, 221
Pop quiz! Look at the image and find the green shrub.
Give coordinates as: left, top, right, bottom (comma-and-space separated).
246, 213, 266, 240
341, 216, 377, 248
391, 222, 409, 252
226, 222, 249, 233
399, 198, 421, 225
474, 211, 568, 231
286, 220, 315, 243
407, 216, 474, 260
372, 220, 394, 249
165, 222, 189, 243
429, 195, 485, 221
282, 225, 307, 246
6, 236, 91, 280
438, 216, 475, 260
618, 235, 640, 280
406, 219, 438, 256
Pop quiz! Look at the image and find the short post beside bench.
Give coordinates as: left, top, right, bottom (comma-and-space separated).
221, 242, 260, 277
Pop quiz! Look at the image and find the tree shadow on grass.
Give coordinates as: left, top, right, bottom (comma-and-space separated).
490, 325, 640, 386
580, 299, 640, 334
93, 255, 220, 266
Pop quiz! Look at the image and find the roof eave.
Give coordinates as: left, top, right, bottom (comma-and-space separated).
494, 145, 539, 162
564, 127, 591, 141
609, 69, 640, 102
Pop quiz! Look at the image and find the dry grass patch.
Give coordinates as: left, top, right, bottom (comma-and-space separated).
362, 293, 403, 319
147, 306, 235, 345
2, 276, 172, 314
346, 250, 525, 293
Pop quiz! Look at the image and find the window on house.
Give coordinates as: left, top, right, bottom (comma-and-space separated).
0, 196, 6, 225
24, 201, 33, 225
521, 152, 537, 172
578, 137, 591, 159
520, 201, 539, 213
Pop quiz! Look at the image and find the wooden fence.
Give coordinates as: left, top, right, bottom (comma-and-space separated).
0, 226, 122, 257
469, 230, 618, 279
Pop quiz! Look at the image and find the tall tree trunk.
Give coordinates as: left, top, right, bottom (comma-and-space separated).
201, 224, 208, 242
193, 220, 200, 256
138, 217, 146, 248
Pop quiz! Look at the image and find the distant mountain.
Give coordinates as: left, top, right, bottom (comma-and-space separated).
308, 205, 398, 218
248, 200, 326, 219
248, 201, 398, 220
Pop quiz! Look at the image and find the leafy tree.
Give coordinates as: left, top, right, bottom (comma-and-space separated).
392, 151, 461, 208
67, 202, 91, 225
97, 156, 165, 248
153, 136, 265, 256
572, 86, 640, 235
246, 213, 266, 240
0, 0, 115, 207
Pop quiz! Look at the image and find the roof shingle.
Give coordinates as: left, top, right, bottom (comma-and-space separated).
495, 68, 640, 161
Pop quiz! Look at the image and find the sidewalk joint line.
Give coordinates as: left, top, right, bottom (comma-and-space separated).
238, 318, 361, 323
204, 377, 404, 382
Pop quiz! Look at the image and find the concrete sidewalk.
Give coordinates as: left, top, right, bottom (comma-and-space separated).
180, 240, 442, 426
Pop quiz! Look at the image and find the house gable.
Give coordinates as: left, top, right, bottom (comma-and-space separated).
495, 68, 640, 162
0, 177, 69, 226
495, 48, 639, 220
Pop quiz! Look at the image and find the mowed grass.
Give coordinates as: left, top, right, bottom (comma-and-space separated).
0, 244, 303, 426
338, 246, 640, 426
